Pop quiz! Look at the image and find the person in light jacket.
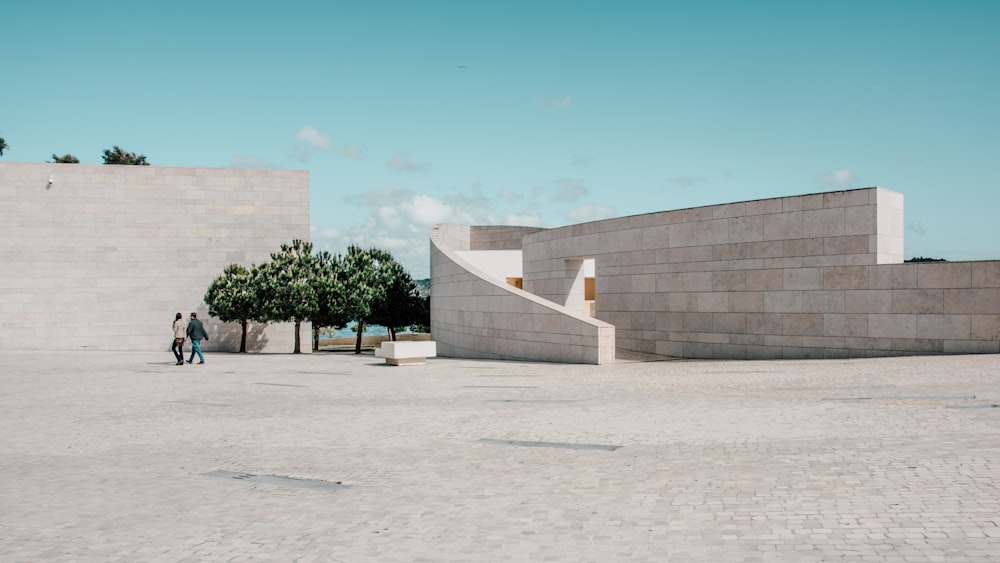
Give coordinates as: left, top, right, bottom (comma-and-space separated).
185, 312, 209, 364
171, 312, 187, 366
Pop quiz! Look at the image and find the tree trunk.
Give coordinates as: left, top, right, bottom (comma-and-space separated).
239, 320, 248, 353
293, 319, 301, 354
312, 326, 320, 351
354, 320, 364, 354
388, 324, 396, 341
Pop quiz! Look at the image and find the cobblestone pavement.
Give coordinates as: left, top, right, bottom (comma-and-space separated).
1, 350, 999, 562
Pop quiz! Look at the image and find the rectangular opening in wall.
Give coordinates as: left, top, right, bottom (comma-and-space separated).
563, 258, 598, 316
585, 259, 596, 316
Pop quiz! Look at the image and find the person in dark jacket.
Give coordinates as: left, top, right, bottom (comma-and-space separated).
185, 312, 209, 364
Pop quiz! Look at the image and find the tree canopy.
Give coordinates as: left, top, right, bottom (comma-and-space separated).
256, 239, 319, 354
0, 136, 8, 156
368, 260, 428, 340
102, 146, 149, 165
905, 256, 947, 262
310, 250, 352, 351
204, 263, 264, 353
333, 245, 400, 353
50, 154, 79, 163
201, 240, 425, 354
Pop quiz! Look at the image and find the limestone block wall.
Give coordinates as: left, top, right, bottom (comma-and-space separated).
430, 224, 615, 364
520, 187, 1000, 359
0, 162, 311, 353
469, 225, 546, 250
642, 259, 1000, 359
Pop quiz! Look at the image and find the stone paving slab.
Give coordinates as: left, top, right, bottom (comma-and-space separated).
1, 350, 999, 561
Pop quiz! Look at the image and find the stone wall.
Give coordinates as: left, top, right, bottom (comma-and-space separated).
430, 224, 615, 364
520, 187, 999, 359
0, 162, 311, 353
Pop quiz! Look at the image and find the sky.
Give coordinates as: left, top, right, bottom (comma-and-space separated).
3, 1, 998, 279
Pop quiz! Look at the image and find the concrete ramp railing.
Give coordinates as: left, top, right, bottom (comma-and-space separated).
430, 224, 615, 364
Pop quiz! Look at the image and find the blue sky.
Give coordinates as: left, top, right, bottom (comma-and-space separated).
3, 1, 998, 278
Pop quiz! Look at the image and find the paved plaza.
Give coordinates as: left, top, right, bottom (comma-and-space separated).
1, 350, 999, 562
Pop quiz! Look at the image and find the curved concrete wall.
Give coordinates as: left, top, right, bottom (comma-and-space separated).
430, 224, 615, 364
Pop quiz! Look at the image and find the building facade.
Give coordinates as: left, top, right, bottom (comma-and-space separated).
0, 162, 311, 352
431, 188, 1000, 364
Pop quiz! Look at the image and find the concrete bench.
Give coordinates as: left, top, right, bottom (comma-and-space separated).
374, 341, 437, 366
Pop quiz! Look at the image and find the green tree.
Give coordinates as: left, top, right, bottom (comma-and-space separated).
905, 257, 947, 262
310, 250, 353, 351
102, 145, 149, 165
335, 245, 397, 354
204, 263, 264, 353
407, 294, 431, 333
0, 136, 8, 156
50, 154, 79, 163
257, 239, 318, 354
368, 261, 427, 340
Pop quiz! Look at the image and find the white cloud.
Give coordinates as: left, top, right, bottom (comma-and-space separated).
504, 211, 542, 226
364, 235, 413, 253
311, 225, 342, 239
405, 194, 454, 225
291, 125, 332, 162
377, 206, 400, 223
907, 220, 927, 235
820, 168, 859, 187
445, 191, 493, 214
319, 188, 551, 278
297, 125, 332, 149
567, 204, 616, 223
341, 144, 363, 160
552, 178, 589, 202
345, 186, 415, 207
326, 193, 452, 278
387, 151, 427, 172
497, 189, 522, 202
534, 94, 573, 110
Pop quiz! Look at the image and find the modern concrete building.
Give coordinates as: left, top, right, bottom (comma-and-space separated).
0, 162, 311, 353
431, 187, 1000, 364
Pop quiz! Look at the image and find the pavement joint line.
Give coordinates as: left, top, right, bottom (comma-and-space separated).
484, 399, 579, 403
707, 370, 784, 374
819, 395, 976, 402
777, 385, 898, 391
461, 385, 539, 389
476, 438, 622, 451
167, 400, 232, 407
202, 470, 349, 491
255, 382, 308, 388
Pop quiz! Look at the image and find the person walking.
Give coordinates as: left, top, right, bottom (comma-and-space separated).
171, 312, 187, 365
186, 312, 209, 364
